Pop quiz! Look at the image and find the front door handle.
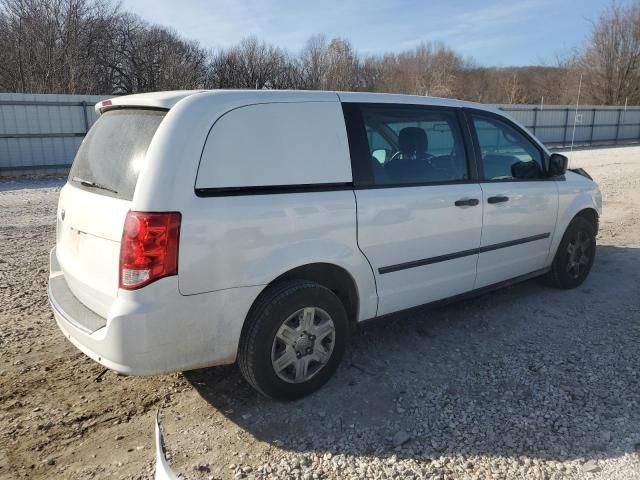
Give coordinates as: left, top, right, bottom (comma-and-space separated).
454, 198, 479, 207
488, 195, 509, 204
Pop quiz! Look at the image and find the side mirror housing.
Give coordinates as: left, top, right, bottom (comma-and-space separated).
548, 153, 568, 177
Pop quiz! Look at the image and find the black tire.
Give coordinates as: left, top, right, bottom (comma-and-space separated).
238, 280, 349, 400
546, 216, 596, 289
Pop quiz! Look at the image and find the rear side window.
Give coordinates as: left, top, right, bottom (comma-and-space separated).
471, 114, 543, 180
357, 104, 469, 186
69, 109, 166, 200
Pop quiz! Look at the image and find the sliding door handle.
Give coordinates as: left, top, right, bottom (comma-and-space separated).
454, 198, 479, 207
488, 195, 509, 204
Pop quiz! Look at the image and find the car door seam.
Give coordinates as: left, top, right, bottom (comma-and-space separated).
352, 189, 379, 317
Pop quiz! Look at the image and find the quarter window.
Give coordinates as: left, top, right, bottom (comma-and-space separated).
471, 115, 544, 180
360, 106, 469, 185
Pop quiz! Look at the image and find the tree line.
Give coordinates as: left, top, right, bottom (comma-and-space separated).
0, 0, 638, 105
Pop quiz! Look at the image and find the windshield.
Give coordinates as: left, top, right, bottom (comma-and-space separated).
68, 109, 166, 200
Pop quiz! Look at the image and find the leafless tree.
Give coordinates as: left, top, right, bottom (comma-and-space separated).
0, 0, 636, 105
0, 0, 207, 94
206, 36, 290, 89
578, 1, 640, 105
0, 0, 121, 93
105, 13, 207, 93
323, 38, 360, 91
298, 34, 329, 89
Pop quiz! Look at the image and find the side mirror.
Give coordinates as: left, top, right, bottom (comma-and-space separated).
548, 153, 568, 177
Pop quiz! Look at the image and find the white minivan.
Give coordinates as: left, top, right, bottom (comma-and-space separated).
49, 90, 602, 399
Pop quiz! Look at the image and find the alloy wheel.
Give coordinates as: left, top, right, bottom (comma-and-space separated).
566, 230, 592, 279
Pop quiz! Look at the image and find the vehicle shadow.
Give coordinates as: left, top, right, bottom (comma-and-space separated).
185, 244, 640, 462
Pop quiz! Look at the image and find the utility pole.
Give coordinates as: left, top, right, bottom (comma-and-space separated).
570, 73, 583, 152
620, 97, 628, 139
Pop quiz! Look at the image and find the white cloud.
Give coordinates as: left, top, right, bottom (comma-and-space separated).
119, 0, 564, 65
395, 1, 544, 52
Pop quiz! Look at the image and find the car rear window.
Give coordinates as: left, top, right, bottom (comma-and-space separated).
69, 109, 166, 200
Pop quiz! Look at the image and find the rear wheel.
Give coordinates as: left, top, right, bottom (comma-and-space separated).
546, 216, 596, 289
238, 281, 349, 400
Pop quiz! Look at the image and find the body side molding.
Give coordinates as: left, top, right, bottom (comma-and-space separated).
378, 233, 551, 274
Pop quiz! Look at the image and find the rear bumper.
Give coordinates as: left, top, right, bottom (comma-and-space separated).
51, 289, 142, 375
48, 247, 263, 375
49, 275, 107, 335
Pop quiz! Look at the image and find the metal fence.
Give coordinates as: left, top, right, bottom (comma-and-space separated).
0, 93, 639, 176
498, 104, 640, 149
0, 93, 107, 175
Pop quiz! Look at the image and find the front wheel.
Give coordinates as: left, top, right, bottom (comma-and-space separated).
546, 216, 596, 289
238, 281, 349, 400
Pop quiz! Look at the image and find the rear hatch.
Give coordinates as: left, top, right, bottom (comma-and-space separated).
56, 108, 166, 318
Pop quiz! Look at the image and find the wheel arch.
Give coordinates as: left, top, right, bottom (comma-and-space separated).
545, 207, 599, 289
249, 262, 361, 332
574, 207, 599, 235
547, 202, 600, 268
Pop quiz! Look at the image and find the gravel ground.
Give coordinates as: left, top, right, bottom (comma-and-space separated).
1, 146, 639, 480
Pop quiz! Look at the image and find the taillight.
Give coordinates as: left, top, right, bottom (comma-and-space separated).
119, 211, 181, 290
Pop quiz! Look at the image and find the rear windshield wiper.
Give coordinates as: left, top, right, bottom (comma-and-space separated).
72, 176, 118, 194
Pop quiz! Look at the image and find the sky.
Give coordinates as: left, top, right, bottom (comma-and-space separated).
120, 0, 627, 67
